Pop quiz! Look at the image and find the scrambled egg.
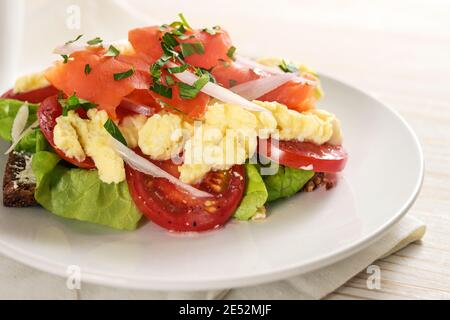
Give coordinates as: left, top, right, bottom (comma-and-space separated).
136, 101, 342, 185
254, 101, 343, 145
119, 115, 147, 148
13, 71, 49, 94
138, 113, 193, 161
53, 109, 125, 184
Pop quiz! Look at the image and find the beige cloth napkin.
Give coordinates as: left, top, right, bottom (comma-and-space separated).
0, 215, 426, 300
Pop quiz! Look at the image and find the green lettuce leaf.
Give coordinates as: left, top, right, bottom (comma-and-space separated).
15, 129, 49, 153
0, 99, 38, 141
32, 151, 142, 231
264, 166, 314, 202
234, 164, 268, 221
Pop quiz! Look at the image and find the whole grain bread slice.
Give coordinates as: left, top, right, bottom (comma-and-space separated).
2, 151, 38, 207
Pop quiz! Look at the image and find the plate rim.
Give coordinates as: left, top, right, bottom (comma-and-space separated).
0, 74, 424, 291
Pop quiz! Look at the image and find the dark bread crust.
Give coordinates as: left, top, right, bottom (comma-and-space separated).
2, 152, 38, 207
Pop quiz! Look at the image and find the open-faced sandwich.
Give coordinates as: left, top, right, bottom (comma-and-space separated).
1, 14, 347, 232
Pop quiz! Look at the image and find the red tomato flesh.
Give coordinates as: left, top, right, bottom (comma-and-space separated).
38, 95, 95, 169
126, 157, 245, 232
259, 139, 348, 173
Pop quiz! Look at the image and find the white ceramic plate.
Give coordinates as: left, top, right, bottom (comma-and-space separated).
0, 75, 423, 291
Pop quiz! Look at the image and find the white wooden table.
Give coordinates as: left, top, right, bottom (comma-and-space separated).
11, 0, 450, 299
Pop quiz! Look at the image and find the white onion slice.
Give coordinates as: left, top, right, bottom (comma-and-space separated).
235, 55, 318, 86
235, 55, 284, 75
230, 74, 297, 100
111, 139, 212, 198
167, 62, 269, 113
53, 39, 129, 56
5, 120, 39, 155
11, 104, 29, 143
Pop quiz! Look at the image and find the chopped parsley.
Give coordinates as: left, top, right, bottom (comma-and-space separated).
104, 119, 127, 146
161, 42, 182, 60
227, 46, 236, 60
178, 13, 192, 29
65, 34, 83, 45
150, 54, 171, 79
162, 32, 180, 48
87, 37, 103, 46
165, 75, 175, 86
61, 55, 69, 64
150, 82, 173, 99
58, 93, 97, 116
167, 64, 189, 74
180, 42, 205, 57
279, 59, 298, 73
159, 24, 170, 31
84, 64, 91, 75
177, 74, 210, 99
194, 67, 217, 84
105, 45, 120, 57
114, 68, 135, 81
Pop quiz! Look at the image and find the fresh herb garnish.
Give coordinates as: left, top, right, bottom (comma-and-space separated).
177, 74, 209, 99
65, 34, 83, 45
84, 64, 91, 75
150, 54, 171, 79
114, 68, 135, 81
167, 64, 189, 74
159, 24, 170, 31
104, 119, 127, 146
59, 93, 97, 116
279, 59, 298, 73
162, 32, 180, 47
229, 79, 238, 88
180, 42, 205, 57
87, 37, 103, 46
227, 46, 236, 60
165, 75, 175, 86
150, 82, 173, 99
161, 42, 182, 60
178, 13, 192, 29
194, 67, 217, 84
61, 55, 69, 64
105, 45, 120, 57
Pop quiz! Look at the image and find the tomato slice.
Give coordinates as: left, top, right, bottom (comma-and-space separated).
259, 139, 348, 173
125, 158, 245, 232
1, 86, 59, 103
38, 95, 95, 169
